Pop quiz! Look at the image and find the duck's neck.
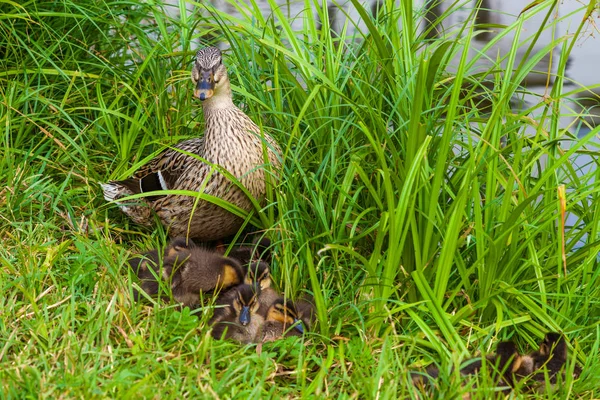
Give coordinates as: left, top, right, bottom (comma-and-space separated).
201, 78, 246, 153
201, 79, 235, 112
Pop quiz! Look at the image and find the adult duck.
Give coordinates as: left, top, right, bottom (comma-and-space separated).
102, 47, 281, 240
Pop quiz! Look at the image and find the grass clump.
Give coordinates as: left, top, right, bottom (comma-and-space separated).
1, 0, 599, 397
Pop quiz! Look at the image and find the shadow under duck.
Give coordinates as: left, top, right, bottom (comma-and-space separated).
102, 47, 281, 241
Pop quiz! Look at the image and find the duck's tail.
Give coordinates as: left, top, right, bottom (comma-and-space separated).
101, 181, 154, 225
101, 182, 123, 202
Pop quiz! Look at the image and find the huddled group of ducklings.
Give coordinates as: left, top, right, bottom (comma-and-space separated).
411, 332, 580, 396
128, 236, 314, 344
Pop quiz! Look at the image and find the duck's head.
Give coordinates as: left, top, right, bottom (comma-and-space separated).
266, 299, 305, 334
231, 284, 260, 326
245, 261, 271, 290
191, 46, 228, 101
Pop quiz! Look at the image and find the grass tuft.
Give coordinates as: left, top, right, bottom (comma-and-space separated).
1, 0, 599, 397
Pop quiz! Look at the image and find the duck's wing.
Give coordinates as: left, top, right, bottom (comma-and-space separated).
134, 138, 204, 179
114, 138, 204, 198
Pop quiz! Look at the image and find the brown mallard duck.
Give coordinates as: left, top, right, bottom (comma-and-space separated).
102, 46, 281, 240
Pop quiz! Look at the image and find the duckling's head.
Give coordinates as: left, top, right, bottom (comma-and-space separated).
496, 341, 518, 363
191, 46, 228, 101
231, 284, 260, 326
266, 299, 304, 334
166, 237, 195, 257
539, 332, 567, 361
494, 341, 527, 375
295, 298, 316, 332
245, 261, 271, 290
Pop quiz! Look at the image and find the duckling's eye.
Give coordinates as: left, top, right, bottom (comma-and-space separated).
274, 304, 285, 313
250, 295, 258, 306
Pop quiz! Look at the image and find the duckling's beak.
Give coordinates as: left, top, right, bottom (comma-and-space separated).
293, 319, 304, 334
194, 70, 214, 101
239, 306, 250, 326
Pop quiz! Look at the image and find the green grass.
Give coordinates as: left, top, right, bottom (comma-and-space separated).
1, 0, 600, 397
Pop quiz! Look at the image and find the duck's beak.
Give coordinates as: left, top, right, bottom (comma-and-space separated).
194, 70, 214, 101
293, 319, 304, 334
239, 306, 250, 326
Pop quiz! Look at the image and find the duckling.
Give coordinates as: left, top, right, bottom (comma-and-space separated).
524, 332, 579, 391
458, 341, 520, 376
295, 296, 316, 332
411, 341, 526, 392
260, 298, 305, 342
410, 364, 439, 389
130, 237, 245, 307
128, 236, 196, 281
458, 341, 527, 395
532, 332, 567, 372
101, 47, 281, 241
168, 252, 245, 307
129, 238, 190, 301
245, 260, 271, 290
211, 284, 263, 344
164, 236, 195, 255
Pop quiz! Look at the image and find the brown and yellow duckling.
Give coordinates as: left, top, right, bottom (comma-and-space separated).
210, 284, 263, 344
260, 298, 305, 342
245, 260, 271, 289
412, 340, 524, 392
520, 332, 580, 391
531, 332, 568, 373
101, 46, 281, 241
242, 259, 283, 318
130, 237, 245, 307
128, 237, 192, 301
295, 296, 316, 332
411, 333, 579, 396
